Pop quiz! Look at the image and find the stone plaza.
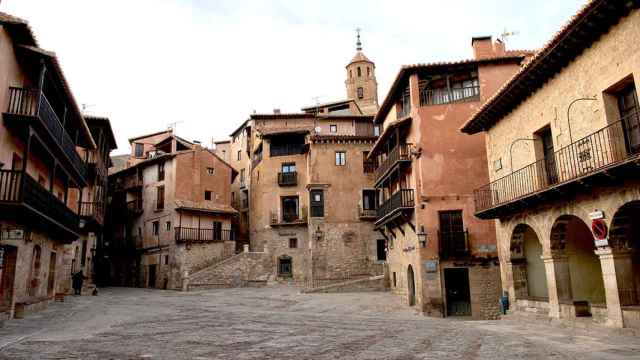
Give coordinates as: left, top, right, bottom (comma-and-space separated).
0, 287, 639, 359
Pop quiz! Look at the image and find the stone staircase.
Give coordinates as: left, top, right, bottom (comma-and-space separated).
301, 275, 386, 294
187, 251, 272, 290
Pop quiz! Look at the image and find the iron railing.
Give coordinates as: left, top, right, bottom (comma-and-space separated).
363, 160, 376, 173
358, 205, 377, 219
376, 189, 414, 221
270, 143, 305, 157
0, 169, 79, 232
174, 227, 234, 242
474, 112, 640, 212
80, 201, 104, 225
374, 144, 411, 183
270, 206, 308, 225
439, 230, 470, 259
278, 171, 297, 186
419, 86, 480, 106
6, 87, 87, 179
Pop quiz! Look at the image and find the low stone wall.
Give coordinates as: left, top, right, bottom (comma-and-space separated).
302, 275, 386, 294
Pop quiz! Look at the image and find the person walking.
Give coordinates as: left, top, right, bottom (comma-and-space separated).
72, 270, 85, 295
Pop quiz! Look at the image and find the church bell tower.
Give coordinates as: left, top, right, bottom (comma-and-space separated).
345, 29, 379, 115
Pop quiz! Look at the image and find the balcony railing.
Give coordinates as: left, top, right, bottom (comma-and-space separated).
0, 169, 79, 234
85, 149, 106, 176
174, 227, 234, 243
80, 201, 104, 225
270, 143, 306, 157
376, 189, 414, 222
439, 230, 469, 259
270, 206, 308, 225
126, 199, 143, 216
363, 160, 376, 173
278, 172, 297, 186
474, 112, 640, 214
6, 87, 87, 179
374, 144, 411, 183
420, 86, 480, 106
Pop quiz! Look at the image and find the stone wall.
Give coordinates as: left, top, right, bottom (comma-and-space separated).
187, 251, 272, 289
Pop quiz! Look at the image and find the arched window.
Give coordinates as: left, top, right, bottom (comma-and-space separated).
357, 67, 361, 77
357, 87, 364, 99
349, 70, 352, 79
367, 67, 371, 77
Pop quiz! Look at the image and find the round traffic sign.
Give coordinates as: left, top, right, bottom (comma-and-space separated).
591, 219, 608, 240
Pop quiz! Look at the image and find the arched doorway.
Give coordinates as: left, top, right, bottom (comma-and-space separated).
0, 246, 18, 311
609, 201, 640, 306
510, 224, 548, 300
550, 215, 606, 307
407, 265, 415, 306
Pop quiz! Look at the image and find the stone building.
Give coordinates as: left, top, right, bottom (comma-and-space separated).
0, 12, 114, 319
105, 131, 238, 290
461, 0, 640, 329
369, 36, 534, 318
207, 34, 383, 285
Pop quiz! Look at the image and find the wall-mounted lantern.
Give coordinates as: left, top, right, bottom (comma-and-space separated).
314, 226, 323, 241
417, 226, 427, 248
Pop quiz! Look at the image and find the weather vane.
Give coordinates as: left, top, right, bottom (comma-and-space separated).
356, 27, 362, 51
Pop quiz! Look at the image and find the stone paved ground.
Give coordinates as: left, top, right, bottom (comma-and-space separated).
0, 287, 639, 360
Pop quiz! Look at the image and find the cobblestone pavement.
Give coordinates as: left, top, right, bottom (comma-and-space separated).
1, 287, 639, 360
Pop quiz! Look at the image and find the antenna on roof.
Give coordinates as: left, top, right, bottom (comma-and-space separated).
356, 27, 362, 51
81, 103, 95, 113
167, 121, 184, 133
500, 28, 519, 42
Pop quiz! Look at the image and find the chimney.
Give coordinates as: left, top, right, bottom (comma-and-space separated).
472, 36, 494, 59
273, 108, 281, 114
192, 140, 202, 149
493, 38, 506, 56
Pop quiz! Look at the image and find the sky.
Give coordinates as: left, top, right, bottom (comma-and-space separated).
2, 0, 585, 155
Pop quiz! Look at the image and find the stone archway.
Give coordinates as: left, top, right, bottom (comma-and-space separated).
609, 201, 640, 306
510, 224, 548, 300
550, 215, 606, 306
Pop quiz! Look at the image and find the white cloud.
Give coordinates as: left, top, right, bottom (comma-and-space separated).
2, 0, 584, 154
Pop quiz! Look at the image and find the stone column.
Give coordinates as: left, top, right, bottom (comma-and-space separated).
595, 247, 636, 328
542, 253, 572, 318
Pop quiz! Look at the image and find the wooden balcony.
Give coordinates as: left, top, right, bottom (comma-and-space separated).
4, 87, 87, 182
474, 112, 640, 219
0, 169, 79, 239
270, 207, 308, 227
278, 171, 297, 186
374, 144, 411, 185
175, 227, 234, 243
375, 189, 415, 226
419, 86, 480, 106
439, 230, 470, 260
85, 149, 106, 177
79, 201, 104, 226
125, 199, 143, 217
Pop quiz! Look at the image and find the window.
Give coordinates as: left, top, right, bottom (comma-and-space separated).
329, 124, 337, 133
392, 272, 397, 287
278, 256, 292, 277
494, 158, 502, 172
357, 66, 361, 77
362, 189, 377, 210
335, 151, 346, 166
205, 190, 212, 201
134, 143, 144, 157
289, 238, 298, 249
363, 151, 375, 173
152, 221, 159, 236
164, 255, 169, 265
11, 153, 22, 170
616, 82, 639, 153
240, 169, 245, 186
310, 189, 324, 218
281, 196, 299, 222
439, 210, 467, 258
157, 161, 165, 181
221, 150, 226, 160
207, 167, 214, 175
376, 239, 387, 261
156, 186, 165, 210
367, 67, 371, 77
81, 240, 87, 266
237, 150, 241, 161
281, 163, 296, 173
349, 70, 352, 79
165, 221, 171, 231
373, 125, 380, 137
357, 87, 364, 99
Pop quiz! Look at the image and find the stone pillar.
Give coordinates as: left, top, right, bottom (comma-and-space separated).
542, 253, 572, 318
595, 247, 636, 328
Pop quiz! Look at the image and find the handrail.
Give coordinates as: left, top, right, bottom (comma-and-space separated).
174, 227, 234, 242
374, 144, 410, 182
6, 87, 87, 179
278, 171, 297, 186
420, 86, 480, 106
376, 189, 414, 221
474, 110, 640, 212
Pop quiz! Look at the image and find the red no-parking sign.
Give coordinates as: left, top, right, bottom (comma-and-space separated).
591, 219, 609, 247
